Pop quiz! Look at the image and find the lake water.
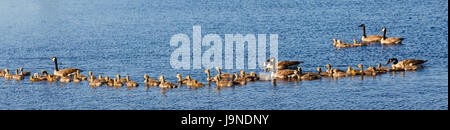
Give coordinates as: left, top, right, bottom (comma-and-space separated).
0, 0, 447, 110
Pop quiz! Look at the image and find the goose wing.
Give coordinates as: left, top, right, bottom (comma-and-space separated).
401, 59, 427, 66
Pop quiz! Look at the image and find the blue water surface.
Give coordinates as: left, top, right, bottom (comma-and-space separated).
0, 0, 447, 110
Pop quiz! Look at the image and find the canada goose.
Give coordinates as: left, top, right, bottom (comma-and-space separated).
215, 67, 233, 79
3, 69, 13, 79
30, 73, 41, 82
176, 74, 190, 84
0, 69, 5, 77
76, 70, 87, 80
73, 74, 81, 83
346, 66, 361, 76
331, 69, 347, 78
51, 57, 81, 77
386, 58, 427, 71
113, 79, 123, 87
359, 24, 383, 42
376, 63, 391, 72
275, 69, 296, 79
332, 38, 338, 46
88, 71, 96, 82
204, 69, 216, 82
191, 80, 205, 87
36, 70, 48, 81
158, 76, 177, 88
326, 64, 345, 73
232, 73, 247, 85
125, 76, 139, 87
19, 67, 31, 76
262, 58, 303, 71
358, 64, 376, 76
47, 74, 58, 82
215, 78, 233, 88
12, 69, 24, 80
316, 67, 331, 77
380, 27, 405, 44
335, 40, 356, 48
116, 74, 127, 82
60, 76, 71, 83
105, 76, 114, 86
353, 39, 368, 46
144, 74, 159, 87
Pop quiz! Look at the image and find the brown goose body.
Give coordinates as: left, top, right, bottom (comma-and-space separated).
380, 27, 404, 44
386, 58, 427, 70
51, 57, 81, 77
359, 24, 383, 42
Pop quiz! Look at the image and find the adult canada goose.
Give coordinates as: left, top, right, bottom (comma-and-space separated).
262, 58, 302, 71
386, 58, 427, 70
125, 76, 139, 87
158, 75, 177, 88
12, 69, 24, 80
359, 24, 383, 42
19, 67, 30, 76
51, 57, 81, 77
60, 76, 71, 83
353, 39, 368, 46
275, 69, 296, 79
358, 64, 377, 76
380, 27, 405, 44
144, 74, 159, 87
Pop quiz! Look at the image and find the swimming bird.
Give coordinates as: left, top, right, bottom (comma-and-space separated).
3, 69, 13, 79
204, 69, 217, 82
76, 70, 87, 80
358, 64, 377, 76
88, 71, 96, 82
353, 39, 368, 46
316, 67, 331, 77
376, 63, 391, 72
335, 40, 356, 48
144, 74, 160, 87
105, 76, 114, 86
386, 58, 427, 71
215, 67, 233, 79
191, 80, 205, 87
158, 76, 177, 88
116, 74, 127, 82
380, 27, 405, 44
331, 69, 347, 78
19, 67, 31, 76
332, 38, 338, 46
359, 24, 383, 42
30, 73, 41, 82
47, 74, 58, 82
346, 66, 361, 76
232, 73, 247, 85
215, 78, 233, 88
263, 58, 302, 71
176, 74, 190, 84
12, 69, 24, 80
113, 78, 123, 87
51, 57, 81, 77
275, 69, 296, 79
125, 76, 139, 87
60, 75, 71, 83
73, 74, 81, 83
326, 64, 345, 73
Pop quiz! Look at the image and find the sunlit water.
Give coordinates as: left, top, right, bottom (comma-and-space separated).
0, 0, 447, 110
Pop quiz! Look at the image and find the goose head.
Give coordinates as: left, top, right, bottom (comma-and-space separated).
50, 57, 56, 61
386, 58, 399, 65
358, 24, 365, 28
